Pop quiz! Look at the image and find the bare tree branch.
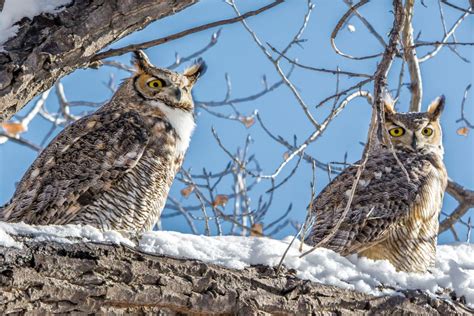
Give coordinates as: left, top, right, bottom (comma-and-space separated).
91, 1, 284, 61
402, 0, 422, 112
330, 0, 383, 60
0, 238, 468, 314
440, 0, 473, 14
440, 180, 474, 233
0, 0, 199, 122
342, 0, 387, 48
417, 11, 470, 62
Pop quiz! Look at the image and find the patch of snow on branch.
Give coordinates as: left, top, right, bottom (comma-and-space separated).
0, 221, 473, 306
0, 0, 71, 48
0, 221, 134, 247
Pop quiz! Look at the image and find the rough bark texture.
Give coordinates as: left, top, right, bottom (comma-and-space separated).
0, 238, 470, 315
0, 0, 198, 122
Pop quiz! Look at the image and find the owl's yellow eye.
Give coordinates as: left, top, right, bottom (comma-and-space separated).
147, 79, 165, 89
421, 127, 434, 136
389, 127, 405, 137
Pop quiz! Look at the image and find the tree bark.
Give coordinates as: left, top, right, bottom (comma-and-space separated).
0, 237, 469, 315
0, 0, 197, 122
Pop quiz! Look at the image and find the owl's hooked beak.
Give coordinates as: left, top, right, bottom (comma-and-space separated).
411, 135, 418, 150
174, 88, 182, 102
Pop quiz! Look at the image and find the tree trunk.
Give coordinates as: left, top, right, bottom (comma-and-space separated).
0, 237, 469, 315
0, 0, 197, 122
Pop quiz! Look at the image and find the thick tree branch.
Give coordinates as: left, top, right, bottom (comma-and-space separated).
440, 180, 474, 233
402, 0, 422, 112
0, 0, 199, 122
365, 0, 404, 154
0, 0, 284, 123
0, 238, 469, 314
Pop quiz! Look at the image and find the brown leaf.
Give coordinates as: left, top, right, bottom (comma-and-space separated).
2, 121, 27, 136
457, 127, 469, 136
180, 185, 195, 198
283, 151, 290, 160
239, 116, 255, 128
212, 194, 229, 207
250, 223, 263, 237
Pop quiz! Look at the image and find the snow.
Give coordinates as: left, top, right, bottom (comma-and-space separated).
0, 221, 134, 248
1, 221, 473, 306
0, 0, 72, 48
347, 24, 356, 33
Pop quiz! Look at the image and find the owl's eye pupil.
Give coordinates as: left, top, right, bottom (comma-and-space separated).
147, 79, 164, 89
389, 127, 405, 137
422, 127, 433, 136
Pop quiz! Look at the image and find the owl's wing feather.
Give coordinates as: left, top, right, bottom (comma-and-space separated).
308, 152, 431, 255
3, 110, 151, 224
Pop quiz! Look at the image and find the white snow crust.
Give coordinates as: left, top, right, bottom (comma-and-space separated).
0, 221, 473, 307
0, 0, 71, 48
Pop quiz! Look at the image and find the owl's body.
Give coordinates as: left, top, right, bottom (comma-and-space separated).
1, 51, 205, 232
307, 97, 447, 272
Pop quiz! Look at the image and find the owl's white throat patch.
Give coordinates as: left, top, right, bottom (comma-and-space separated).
151, 101, 196, 154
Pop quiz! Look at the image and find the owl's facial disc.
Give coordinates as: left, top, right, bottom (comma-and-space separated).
384, 117, 443, 153
131, 51, 206, 111
134, 73, 194, 111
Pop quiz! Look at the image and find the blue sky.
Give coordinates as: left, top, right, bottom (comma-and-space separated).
0, 1, 473, 243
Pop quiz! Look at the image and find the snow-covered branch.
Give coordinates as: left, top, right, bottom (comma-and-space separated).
0, 222, 472, 314
0, 0, 198, 121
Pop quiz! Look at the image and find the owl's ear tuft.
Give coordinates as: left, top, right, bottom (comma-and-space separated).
184, 58, 207, 86
132, 50, 154, 73
427, 95, 445, 119
382, 92, 396, 115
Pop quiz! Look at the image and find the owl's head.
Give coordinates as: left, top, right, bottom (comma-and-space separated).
381, 96, 445, 155
131, 50, 206, 111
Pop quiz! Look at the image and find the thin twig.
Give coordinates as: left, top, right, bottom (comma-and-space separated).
91, 1, 284, 61
417, 11, 470, 62
331, 0, 383, 60
342, 0, 387, 48
440, 0, 473, 14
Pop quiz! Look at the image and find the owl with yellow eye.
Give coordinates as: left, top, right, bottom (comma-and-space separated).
307, 96, 448, 273
1, 50, 206, 232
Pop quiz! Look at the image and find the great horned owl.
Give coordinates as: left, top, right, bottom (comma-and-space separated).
306, 96, 448, 273
1, 51, 206, 232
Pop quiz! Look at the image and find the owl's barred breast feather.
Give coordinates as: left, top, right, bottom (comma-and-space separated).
307, 149, 447, 272
1, 111, 146, 225
1, 107, 185, 231
307, 96, 447, 273
1, 51, 204, 232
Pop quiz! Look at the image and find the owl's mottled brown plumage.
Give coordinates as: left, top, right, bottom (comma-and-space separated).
307, 96, 448, 272
1, 51, 206, 232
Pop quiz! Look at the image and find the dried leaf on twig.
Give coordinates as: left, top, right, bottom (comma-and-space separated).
180, 185, 195, 198
212, 194, 229, 207
250, 223, 264, 237
2, 121, 27, 137
457, 127, 469, 136
239, 116, 255, 128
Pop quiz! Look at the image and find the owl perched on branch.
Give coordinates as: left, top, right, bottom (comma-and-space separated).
1, 51, 206, 232
307, 96, 448, 273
